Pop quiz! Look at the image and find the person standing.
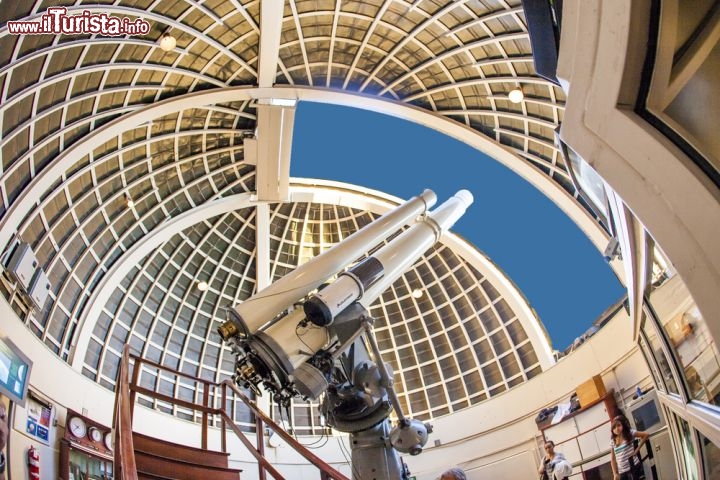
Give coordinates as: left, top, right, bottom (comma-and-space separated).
610, 415, 649, 480
538, 440, 570, 480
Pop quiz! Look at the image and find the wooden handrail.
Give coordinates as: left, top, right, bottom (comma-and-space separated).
129, 353, 141, 421
256, 412, 267, 480
221, 383, 228, 454
220, 412, 286, 479
115, 345, 350, 480
220, 380, 350, 480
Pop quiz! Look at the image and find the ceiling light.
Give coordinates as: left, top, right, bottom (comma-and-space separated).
508, 87, 524, 103
411, 289, 423, 299
124, 193, 134, 208
159, 32, 176, 52
197, 281, 209, 292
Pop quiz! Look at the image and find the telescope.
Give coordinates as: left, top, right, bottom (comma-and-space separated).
220, 189, 437, 339
218, 189, 473, 480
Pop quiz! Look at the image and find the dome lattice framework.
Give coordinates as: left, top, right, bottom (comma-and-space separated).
0, 0, 579, 432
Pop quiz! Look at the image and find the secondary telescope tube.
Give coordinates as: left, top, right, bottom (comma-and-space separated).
304, 190, 474, 326
219, 189, 437, 339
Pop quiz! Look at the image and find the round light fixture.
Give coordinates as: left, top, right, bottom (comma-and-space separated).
124, 194, 135, 209
197, 281, 209, 291
508, 88, 524, 104
159, 33, 176, 52
411, 289, 423, 299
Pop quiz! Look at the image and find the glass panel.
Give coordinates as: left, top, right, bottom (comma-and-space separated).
642, 312, 680, 395
562, 142, 609, 223
69, 449, 113, 480
674, 415, 699, 480
649, 277, 720, 406
649, 244, 674, 290
699, 431, 720, 480
638, 333, 664, 389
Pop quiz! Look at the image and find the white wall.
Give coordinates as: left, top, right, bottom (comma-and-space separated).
403, 307, 650, 480
1, 296, 116, 480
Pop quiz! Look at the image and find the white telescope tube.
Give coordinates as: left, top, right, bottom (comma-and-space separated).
361, 190, 473, 306
303, 256, 383, 326
225, 189, 437, 336
304, 190, 473, 325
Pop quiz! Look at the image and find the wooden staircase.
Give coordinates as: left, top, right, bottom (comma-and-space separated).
113, 344, 349, 480
133, 432, 242, 480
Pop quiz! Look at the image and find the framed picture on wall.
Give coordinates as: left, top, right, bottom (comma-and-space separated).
23, 393, 53, 445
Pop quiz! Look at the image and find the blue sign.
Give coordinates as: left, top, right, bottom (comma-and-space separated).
26, 415, 49, 442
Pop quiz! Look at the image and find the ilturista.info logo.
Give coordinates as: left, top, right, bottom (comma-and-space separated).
7, 7, 151, 36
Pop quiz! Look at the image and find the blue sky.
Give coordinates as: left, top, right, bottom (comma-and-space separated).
290, 102, 625, 349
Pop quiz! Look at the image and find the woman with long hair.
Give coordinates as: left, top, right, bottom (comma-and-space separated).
610, 414, 649, 480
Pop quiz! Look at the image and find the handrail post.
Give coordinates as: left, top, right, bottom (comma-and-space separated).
117, 345, 138, 480
257, 412, 266, 480
202, 383, 209, 450
221, 383, 227, 454
129, 355, 141, 421
113, 356, 122, 479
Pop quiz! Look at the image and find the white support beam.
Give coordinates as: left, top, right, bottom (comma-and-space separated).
607, 192, 648, 339
255, 202, 272, 290
646, 0, 720, 111
255, 102, 296, 202
258, 0, 285, 87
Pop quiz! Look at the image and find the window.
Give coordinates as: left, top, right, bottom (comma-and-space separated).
649, 277, 720, 407
638, 334, 664, 389
699, 431, 720, 480
641, 312, 679, 395
674, 415, 699, 480
556, 135, 611, 231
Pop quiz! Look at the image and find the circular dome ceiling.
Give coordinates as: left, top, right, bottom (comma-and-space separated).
0, 0, 583, 431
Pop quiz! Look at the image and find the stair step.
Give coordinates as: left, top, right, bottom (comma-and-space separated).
132, 432, 231, 468
135, 451, 242, 480
138, 473, 176, 480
